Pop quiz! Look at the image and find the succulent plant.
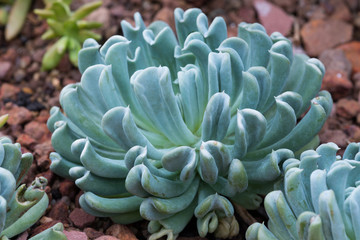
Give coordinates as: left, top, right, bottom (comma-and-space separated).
0, 0, 32, 41
0, 137, 49, 239
34, 0, 102, 71
47, 8, 332, 239
246, 142, 360, 240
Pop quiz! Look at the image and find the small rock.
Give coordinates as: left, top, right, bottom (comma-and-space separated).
16, 134, 36, 148
35, 110, 51, 123
15, 231, 28, 240
336, 99, 360, 119
86, 7, 111, 29
319, 129, 348, 148
346, 125, 360, 142
34, 140, 54, 169
0, 83, 20, 100
253, 0, 293, 35
301, 19, 353, 56
95, 236, 119, 240
69, 208, 96, 229
84, 227, 104, 239
154, 7, 175, 31
64, 230, 88, 240
48, 196, 70, 223
59, 179, 77, 200
322, 70, 353, 100
24, 121, 50, 142
110, 5, 125, 17
337, 41, 360, 74
330, 1, 351, 22
319, 49, 353, 100
270, 0, 297, 13
14, 69, 26, 82
5, 105, 33, 125
20, 55, 31, 69
105, 224, 137, 240
0, 61, 12, 79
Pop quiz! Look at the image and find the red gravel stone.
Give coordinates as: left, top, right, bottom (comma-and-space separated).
337, 41, 360, 74
253, 0, 293, 36
69, 208, 96, 229
49, 196, 70, 223
321, 70, 353, 100
301, 19, 353, 56
2, 104, 33, 125
95, 236, 119, 240
105, 224, 138, 240
0, 83, 20, 100
59, 179, 78, 200
84, 227, 104, 239
336, 99, 360, 119
24, 121, 50, 142
0, 61, 12, 79
319, 49, 353, 100
64, 230, 88, 240
16, 134, 36, 148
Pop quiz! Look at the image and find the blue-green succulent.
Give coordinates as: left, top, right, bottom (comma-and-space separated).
0, 137, 48, 239
47, 8, 332, 239
247, 142, 360, 240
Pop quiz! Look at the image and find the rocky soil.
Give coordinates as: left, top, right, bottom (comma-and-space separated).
0, 0, 360, 239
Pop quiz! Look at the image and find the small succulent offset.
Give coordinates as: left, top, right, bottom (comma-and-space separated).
0, 137, 48, 239
47, 8, 332, 239
247, 142, 360, 240
34, 0, 102, 71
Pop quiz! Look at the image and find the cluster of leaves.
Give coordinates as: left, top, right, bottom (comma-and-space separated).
247, 142, 360, 240
47, 8, 335, 239
34, 0, 102, 71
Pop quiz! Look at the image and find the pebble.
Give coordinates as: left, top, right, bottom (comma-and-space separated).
0, 83, 20, 100
319, 129, 348, 148
24, 121, 50, 142
301, 19, 353, 56
16, 134, 36, 148
336, 99, 360, 119
2, 104, 33, 125
105, 224, 138, 240
48, 196, 70, 223
0, 61, 12, 79
59, 179, 78, 200
34, 140, 54, 170
337, 41, 360, 74
86, 7, 111, 30
253, 0, 293, 36
319, 49, 353, 100
95, 236, 119, 240
69, 208, 96, 229
84, 227, 104, 239
64, 230, 88, 240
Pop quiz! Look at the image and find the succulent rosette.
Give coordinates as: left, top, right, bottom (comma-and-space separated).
47, 8, 332, 239
247, 142, 360, 240
0, 137, 49, 239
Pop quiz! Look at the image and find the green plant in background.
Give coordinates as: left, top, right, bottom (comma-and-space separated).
47, 8, 332, 239
34, 0, 102, 71
247, 142, 360, 240
0, 0, 32, 41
